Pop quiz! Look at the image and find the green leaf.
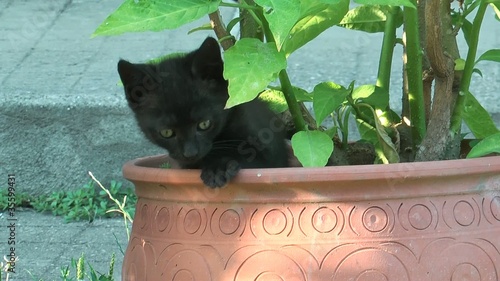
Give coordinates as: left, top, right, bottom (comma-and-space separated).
92, 0, 220, 37
354, 0, 416, 8
293, 86, 313, 101
291, 130, 333, 167
461, 19, 473, 47
475, 49, 500, 64
467, 132, 500, 158
338, 5, 403, 33
188, 23, 213, 34
356, 104, 399, 163
462, 90, 500, 139
312, 82, 349, 126
259, 89, 288, 113
356, 117, 379, 161
455, 58, 466, 71
223, 39, 286, 108
472, 68, 483, 77
324, 126, 338, 138
320, 0, 345, 3
295, 0, 323, 16
491, 3, 500, 20
226, 17, 243, 33
282, 0, 349, 56
255, 0, 301, 50
352, 84, 388, 108
464, 0, 481, 17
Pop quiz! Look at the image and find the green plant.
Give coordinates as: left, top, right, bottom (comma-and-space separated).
93, 0, 500, 166
88, 172, 134, 241
0, 189, 33, 211
21, 174, 132, 281
54, 175, 130, 281
59, 253, 115, 281
0, 180, 136, 223
32, 180, 136, 223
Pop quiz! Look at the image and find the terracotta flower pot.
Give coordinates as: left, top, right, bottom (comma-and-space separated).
122, 155, 500, 281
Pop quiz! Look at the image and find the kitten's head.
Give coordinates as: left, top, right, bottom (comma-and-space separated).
117, 37, 229, 166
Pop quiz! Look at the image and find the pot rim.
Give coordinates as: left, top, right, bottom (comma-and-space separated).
123, 154, 500, 186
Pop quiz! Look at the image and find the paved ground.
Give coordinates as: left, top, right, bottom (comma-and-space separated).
0, 0, 499, 280
0, 211, 127, 280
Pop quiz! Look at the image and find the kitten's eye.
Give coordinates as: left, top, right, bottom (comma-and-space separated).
198, 120, 212, 131
159, 129, 175, 138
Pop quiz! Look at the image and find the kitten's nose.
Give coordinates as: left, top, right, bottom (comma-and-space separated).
183, 146, 199, 160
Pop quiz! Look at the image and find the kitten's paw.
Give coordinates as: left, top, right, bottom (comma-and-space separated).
200, 160, 240, 188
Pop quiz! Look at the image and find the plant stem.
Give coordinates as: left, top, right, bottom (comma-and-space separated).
346, 95, 377, 129
416, 0, 457, 161
340, 106, 352, 148
450, 1, 487, 133
279, 70, 307, 131
88, 171, 133, 241
209, 10, 235, 50
254, 7, 274, 44
403, 3, 426, 146
376, 6, 398, 93
256, 10, 307, 131
237, 0, 264, 39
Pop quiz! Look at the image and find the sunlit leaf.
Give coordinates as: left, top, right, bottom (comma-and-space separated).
339, 5, 403, 33
282, 0, 349, 56
491, 3, 500, 21
455, 58, 466, 71
224, 39, 286, 108
352, 84, 388, 109
255, 0, 301, 50
93, 0, 220, 37
259, 89, 288, 113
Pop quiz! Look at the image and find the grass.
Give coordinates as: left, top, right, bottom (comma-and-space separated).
0, 180, 136, 223
58, 253, 115, 281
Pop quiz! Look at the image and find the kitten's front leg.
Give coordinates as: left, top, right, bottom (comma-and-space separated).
200, 158, 241, 188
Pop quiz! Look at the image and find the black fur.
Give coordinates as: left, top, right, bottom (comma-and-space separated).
117, 37, 288, 188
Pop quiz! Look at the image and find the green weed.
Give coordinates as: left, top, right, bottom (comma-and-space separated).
0, 181, 136, 223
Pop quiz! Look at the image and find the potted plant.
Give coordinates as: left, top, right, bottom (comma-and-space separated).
94, 0, 500, 280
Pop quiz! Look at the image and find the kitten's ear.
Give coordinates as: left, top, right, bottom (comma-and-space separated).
191, 37, 224, 81
117, 60, 150, 108
118, 60, 142, 86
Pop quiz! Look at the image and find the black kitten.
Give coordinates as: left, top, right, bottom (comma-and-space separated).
117, 37, 288, 188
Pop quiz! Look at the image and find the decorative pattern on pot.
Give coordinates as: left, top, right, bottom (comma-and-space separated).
123, 194, 500, 280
